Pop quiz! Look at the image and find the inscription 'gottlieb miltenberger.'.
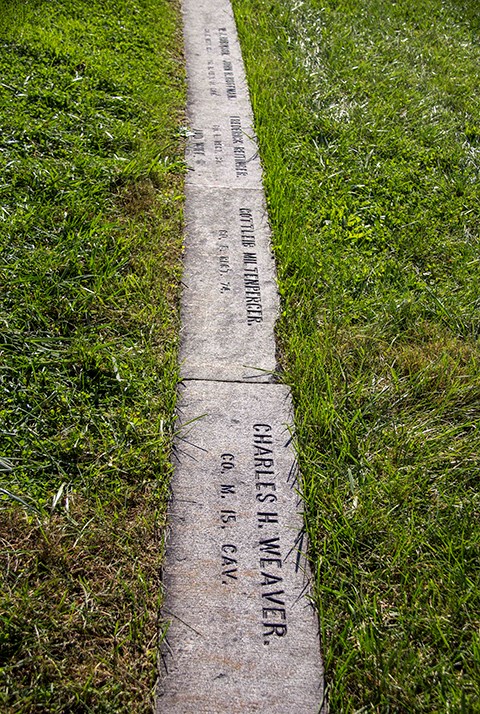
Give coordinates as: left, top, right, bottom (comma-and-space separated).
240, 208, 263, 324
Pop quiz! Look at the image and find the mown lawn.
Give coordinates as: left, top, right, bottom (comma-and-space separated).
0, 0, 185, 710
232, 0, 480, 710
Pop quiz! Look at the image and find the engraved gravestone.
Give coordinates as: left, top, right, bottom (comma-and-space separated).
180, 186, 279, 382
183, 2, 253, 113
158, 0, 324, 707
158, 382, 323, 712
182, 0, 264, 188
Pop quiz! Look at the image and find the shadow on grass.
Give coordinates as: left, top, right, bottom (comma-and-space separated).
446, 0, 480, 32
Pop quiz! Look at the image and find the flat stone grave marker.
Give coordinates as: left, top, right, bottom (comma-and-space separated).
182, 0, 253, 113
157, 0, 324, 708
158, 382, 323, 712
180, 186, 279, 383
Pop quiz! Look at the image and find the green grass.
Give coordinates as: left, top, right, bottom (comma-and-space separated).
231, 0, 480, 710
0, 0, 185, 710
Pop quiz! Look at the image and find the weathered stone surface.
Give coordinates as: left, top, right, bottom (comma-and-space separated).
157, 0, 325, 706
181, 0, 264, 189
158, 381, 324, 713
182, 0, 253, 113
180, 186, 279, 382
185, 109, 263, 189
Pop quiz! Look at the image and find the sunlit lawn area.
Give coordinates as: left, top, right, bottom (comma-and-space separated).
232, 0, 480, 710
0, 0, 185, 710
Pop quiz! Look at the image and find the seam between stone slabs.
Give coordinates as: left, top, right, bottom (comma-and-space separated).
185, 182, 265, 192
180, 377, 281, 385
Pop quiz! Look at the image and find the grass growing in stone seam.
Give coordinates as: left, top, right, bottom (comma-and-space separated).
232, 0, 480, 710
0, 0, 185, 710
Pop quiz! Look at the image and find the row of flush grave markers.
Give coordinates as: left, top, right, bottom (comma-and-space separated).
157, 0, 325, 710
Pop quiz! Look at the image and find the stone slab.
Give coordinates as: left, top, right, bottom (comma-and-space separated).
181, 0, 264, 189
180, 186, 279, 382
158, 381, 324, 713
183, 0, 253, 114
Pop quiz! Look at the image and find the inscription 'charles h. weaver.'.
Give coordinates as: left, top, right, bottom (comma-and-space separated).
253, 423, 289, 645
216, 424, 292, 644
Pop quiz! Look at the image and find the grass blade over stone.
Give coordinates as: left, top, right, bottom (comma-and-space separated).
0, 0, 185, 710
231, 0, 480, 710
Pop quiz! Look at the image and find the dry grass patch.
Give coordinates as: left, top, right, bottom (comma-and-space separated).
1, 489, 165, 713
